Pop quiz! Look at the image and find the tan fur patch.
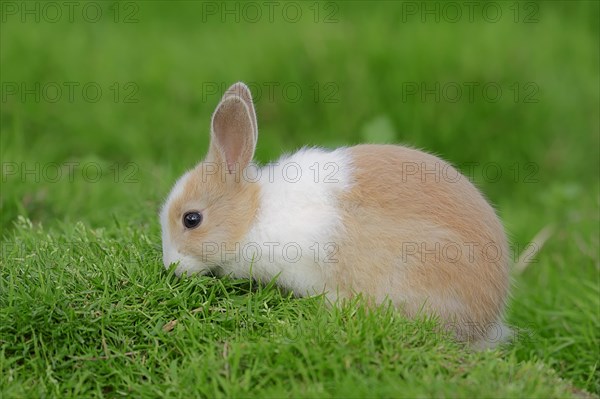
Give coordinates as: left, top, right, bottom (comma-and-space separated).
328, 144, 510, 342
168, 162, 260, 269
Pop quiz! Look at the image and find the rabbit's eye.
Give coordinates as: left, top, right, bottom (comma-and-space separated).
183, 212, 203, 229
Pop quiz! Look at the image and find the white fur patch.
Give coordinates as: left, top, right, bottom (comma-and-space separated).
228, 147, 353, 295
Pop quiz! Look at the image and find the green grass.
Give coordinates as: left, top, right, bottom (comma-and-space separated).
0, 219, 593, 398
1, 1, 599, 397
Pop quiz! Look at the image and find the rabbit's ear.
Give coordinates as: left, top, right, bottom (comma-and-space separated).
222, 82, 257, 143
209, 94, 256, 174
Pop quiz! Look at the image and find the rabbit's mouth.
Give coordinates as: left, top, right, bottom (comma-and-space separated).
165, 251, 212, 278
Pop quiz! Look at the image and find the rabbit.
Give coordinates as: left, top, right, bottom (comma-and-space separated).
160, 82, 511, 349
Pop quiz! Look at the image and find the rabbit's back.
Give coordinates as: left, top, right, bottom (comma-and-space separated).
327, 144, 510, 344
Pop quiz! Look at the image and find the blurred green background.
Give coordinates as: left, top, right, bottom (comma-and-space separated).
1, 0, 598, 238
1, 0, 599, 393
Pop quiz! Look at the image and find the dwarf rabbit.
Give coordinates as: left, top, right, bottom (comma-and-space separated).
160, 82, 511, 348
